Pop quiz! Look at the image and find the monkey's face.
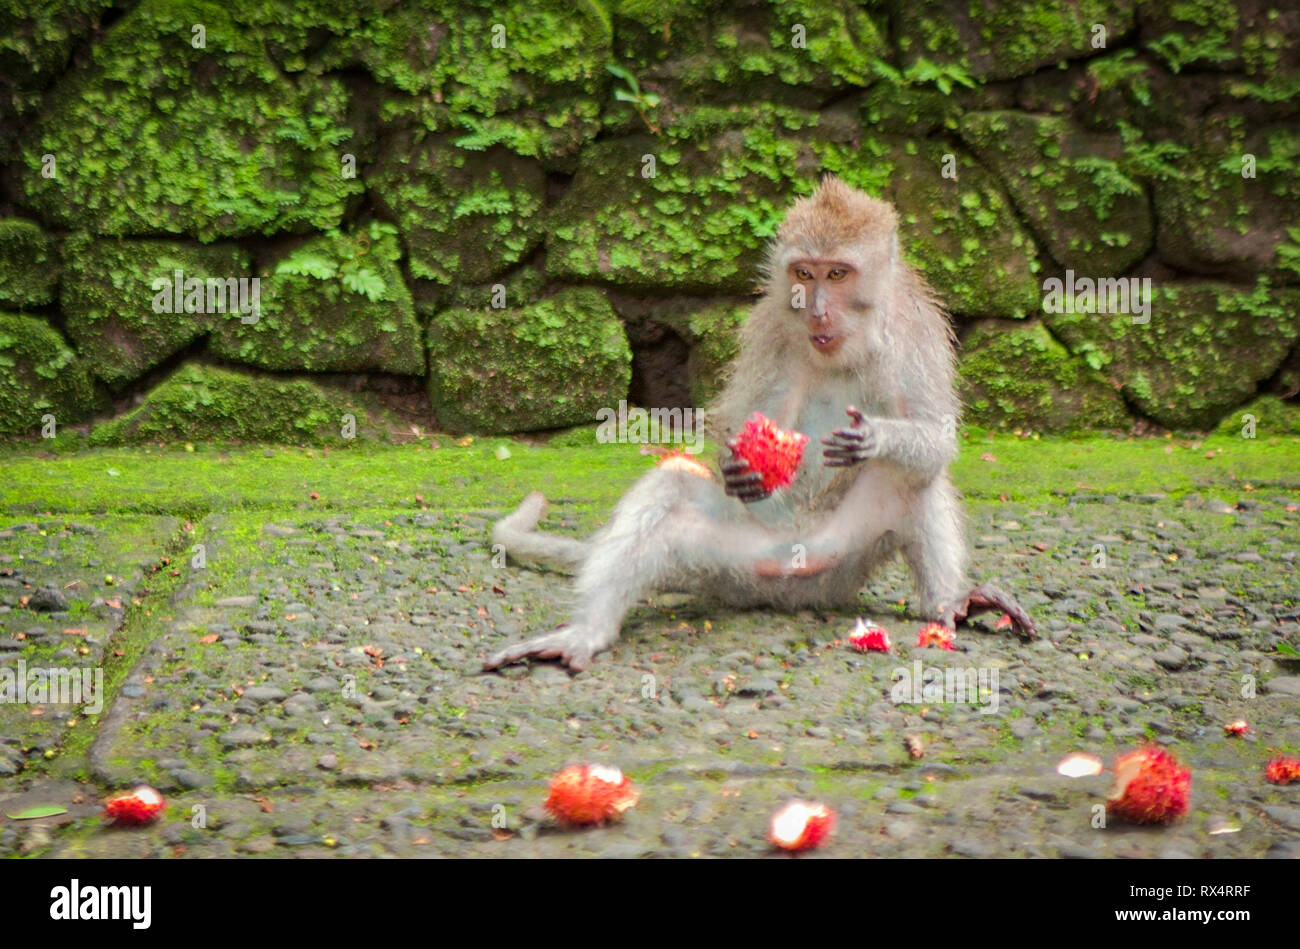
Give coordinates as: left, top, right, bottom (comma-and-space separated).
787, 258, 883, 363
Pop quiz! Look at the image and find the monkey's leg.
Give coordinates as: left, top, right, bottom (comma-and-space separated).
942, 585, 1038, 639
483, 467, 909, 671
901, 477, 967, 618
484, 470, 762, 671
902, 479, 1036, 639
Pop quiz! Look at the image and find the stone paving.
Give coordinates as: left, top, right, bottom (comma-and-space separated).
1, 489, 1298, 857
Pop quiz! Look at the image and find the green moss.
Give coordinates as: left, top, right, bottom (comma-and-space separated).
861, 83, 962, 135
20, 0, 362, 238
428, 287, 632, 433
1046, 278, 1300, 430
958, 320, 1129, 433
210, 222, 421, 374
87, 363, 365, 446
1148, 122, 1300, 279
346, 0, 610, 161
371, 132, 546, 284
0, 219, 59, 308
0, 312, 99, 436
1143, 0, 1243, 73
611, 0, 885, 109
1213, 395, 1300, 438
895, 0, 1136, 82
0, 0, 113, 117
822, 135, 1041, 317
759, 0, 887, 87
960, 111, 1152, 274
62, 235, 251, 386
548, 132, 811, 292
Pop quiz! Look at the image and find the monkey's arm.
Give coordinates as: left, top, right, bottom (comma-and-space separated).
823, 406, 954, 481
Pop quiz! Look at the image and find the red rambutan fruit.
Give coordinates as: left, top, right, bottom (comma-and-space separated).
544, 764, 640, 826
915, 622, 956, 651
730, 413, 809, 493
104, 785, 166, 826
768, 800, 835, 851
1265, 756, 1300, 786
1107, 746, 1191, 824
848, 618, 891, 653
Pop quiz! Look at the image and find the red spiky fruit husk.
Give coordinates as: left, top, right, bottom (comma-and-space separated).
1265, 756, 1300, 785
104, 785, 165, 826
916, 622, 956, 651
544, 764, 640, 826
848, 618, 891, 653
1223, 719, 1250, 737
1107, 746, 1191, 824
731, 413, 809, 493
769, 800, 835, 851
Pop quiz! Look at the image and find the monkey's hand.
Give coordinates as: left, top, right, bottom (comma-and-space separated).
941, 584, 1038, 640
482, 624, 613, 673
821, 405, 878, 467
722, 438, 771, 503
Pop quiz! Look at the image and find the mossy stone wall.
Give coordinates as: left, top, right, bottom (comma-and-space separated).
1, 0, 1295, 443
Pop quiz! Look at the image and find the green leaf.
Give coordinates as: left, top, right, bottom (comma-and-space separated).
1278, 642, 1300, 658
6, 805, 69, 820
605, 63, 635, 86
341, 267, 387, 301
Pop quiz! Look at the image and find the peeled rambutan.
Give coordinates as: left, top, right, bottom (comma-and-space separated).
544, 764, 640, 826
848, 617, 891, 653
730, 413, 809, 493
1107, 746, 1191, 824
915, 622, 955, 651
656, 451, 713, 479
1264, 756, 1300, 786
769, 800, 835, 851
1223, 719, 1250, 737
104, 785, 166, 826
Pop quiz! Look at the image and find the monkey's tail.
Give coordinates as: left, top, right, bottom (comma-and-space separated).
491, 492, 589, 570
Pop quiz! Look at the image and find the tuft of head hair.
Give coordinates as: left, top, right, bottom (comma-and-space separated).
775, 175, 898, 258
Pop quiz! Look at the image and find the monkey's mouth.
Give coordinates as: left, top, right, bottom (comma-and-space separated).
810, 334, 842, 354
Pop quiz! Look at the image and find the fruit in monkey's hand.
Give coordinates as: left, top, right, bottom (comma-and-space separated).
916, 622, 955, 651
1107, 746, 1190, 824
730, 413, 809, 493
104, 786, 165, 825
768, 800, 835, 851
1265, 756, 1300, 785
848, 618, 891, 653
544, 765, 640, 826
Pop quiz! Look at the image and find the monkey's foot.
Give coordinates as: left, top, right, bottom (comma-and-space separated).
482, 625, 611, 673
942, 584, 1037, 639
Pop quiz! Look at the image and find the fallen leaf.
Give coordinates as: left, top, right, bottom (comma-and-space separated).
6, 805, 68, 820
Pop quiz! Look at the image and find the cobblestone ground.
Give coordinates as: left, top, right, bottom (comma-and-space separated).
1, 483, 1298, 858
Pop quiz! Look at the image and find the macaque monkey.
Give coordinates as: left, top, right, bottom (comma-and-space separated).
485, 176, 1035, 671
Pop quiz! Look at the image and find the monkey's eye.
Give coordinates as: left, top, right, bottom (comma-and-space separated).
795, 268, 813, 281
828, 268, 846, 281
